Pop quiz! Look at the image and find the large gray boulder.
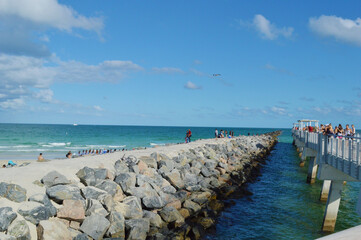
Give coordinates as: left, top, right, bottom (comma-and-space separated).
143, 210, 164, 229
95, 180, 118, 196
113, 196, 143, 219
183, 200, 201, 214
125, 218, 150, 240
105, 211, 125, 239
142, 195, 164, 209
114, 172, 136, 193
41, 171, 70, 187
164, 169, 184, 190
46, 184, 83, 204
0, 233, 16, 240
17, 202, 52, 224
37, 219, 72, 240
0, 182, 27, 202
57, 199, 85, 222
0, 207, 17, 231
159, 206, 184, 225
76, 167, 107, 186
7, 219, 31, 240
80, 214, 110, 240
28, 193, 57, 216
114, 160, 130, 174
85, 199, 108, 217
81, 186, 107, 200
139, 156, 157, 169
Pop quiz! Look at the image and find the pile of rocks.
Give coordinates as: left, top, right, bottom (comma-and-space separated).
0, 132, 279, 239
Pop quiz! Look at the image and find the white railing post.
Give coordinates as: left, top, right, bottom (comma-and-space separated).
357, 142, 360, 165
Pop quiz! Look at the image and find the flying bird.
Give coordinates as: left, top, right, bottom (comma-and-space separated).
212, 74, 221, 77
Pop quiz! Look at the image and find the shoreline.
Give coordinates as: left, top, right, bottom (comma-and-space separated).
0, 132, 280, 239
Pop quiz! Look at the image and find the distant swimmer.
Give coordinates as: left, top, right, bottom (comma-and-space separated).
38, 153, 44, 162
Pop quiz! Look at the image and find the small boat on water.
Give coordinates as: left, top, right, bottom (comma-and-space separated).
73, 124, 78, 126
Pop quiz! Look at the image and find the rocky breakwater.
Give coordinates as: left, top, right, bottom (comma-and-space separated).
0, 131, 280, 240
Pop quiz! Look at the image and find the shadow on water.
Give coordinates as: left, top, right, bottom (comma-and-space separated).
205, 132, 361, 240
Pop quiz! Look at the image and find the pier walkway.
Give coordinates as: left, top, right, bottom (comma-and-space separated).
292, 120, 361, 233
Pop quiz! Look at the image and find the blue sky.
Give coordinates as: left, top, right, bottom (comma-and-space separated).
0, 0, 361, 128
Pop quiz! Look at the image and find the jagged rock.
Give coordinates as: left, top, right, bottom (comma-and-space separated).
204, 160, 218, 170
37, 219, 72, 240
41, 171, 70, 187
124, 155, 139, 165
159, 206, 184, 225
76, 167, 107, 186
69, 221, 80, 230
85, 199, 108, 217
164, 169, 184, 190
173, 191, 188, 203
99, 194, 116, 212
0, 233, 16, 240
95, 180, 118, 196
73, 233, 91, 240
46, 185, 83, 204
114, 172, 136, 193
150, 152, 169, 161
28, 193, 57, 216
178, 208, 190, 219
113, 196, 143, 219
183, 200, 201, 214
198, 217, 214, 229
158, 160, 175, 171
125, 218, 150, 240
139, 156, 157, 169
7, 219, 31, 240
81, 186, 107, 200
127, 184, 157, 199
80, 214, 110, 240
57, 200, 85, 222
183, 173, 200, 191
0, 182, 27, 202
166, 200, 182, 210
143, 195, 164, 209
190, 192, 211, 205
0, 207, 17, 231
17, 201, 52, 224
114, 160, 130, 174
105, 211, 125, 239
161, 185, 177, 194
143, 210, 164, 229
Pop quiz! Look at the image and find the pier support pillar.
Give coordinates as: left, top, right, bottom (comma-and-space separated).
306, 157, 318, 184
322, 180, 343, 232
320, 180, 331, 202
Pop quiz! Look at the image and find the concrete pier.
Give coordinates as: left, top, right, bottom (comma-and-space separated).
320, 180, 331, 202
322, 180, 343, 232
307, 156, 318, 184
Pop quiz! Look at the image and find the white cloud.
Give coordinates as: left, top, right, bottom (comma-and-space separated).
271, 106, 287, 115
93, 105, 103, 111
34, 89, 54, 103
152, 67, 184, 74
309, 15, 361, 46
184, 81, 202, 90
0, 0, 103, 57
194, 60, 202, 65
0, 98, 25, 109
0, 54, 143, 110
264, 63, 293, 75
242, 14, 294, 40
0, 0, 103, 33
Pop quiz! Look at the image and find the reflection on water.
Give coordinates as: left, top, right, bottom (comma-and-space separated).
206, 130, 361, 240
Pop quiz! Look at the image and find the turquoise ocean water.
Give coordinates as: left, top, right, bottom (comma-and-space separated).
1, 124, 360, 239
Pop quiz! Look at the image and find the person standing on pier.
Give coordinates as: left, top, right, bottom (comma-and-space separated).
215, 129, 218, 138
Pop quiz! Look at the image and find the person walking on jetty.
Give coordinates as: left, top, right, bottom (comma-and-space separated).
185, 129, 192, 143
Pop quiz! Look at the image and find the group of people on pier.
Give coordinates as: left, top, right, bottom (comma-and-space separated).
299, 123, 357, 138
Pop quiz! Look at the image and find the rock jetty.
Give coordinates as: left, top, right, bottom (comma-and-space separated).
0, 132, 280, 239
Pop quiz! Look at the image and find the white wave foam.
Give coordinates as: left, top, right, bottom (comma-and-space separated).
49, 142, 66, 146
150, 143, 165, 146
109, 145, 126, 148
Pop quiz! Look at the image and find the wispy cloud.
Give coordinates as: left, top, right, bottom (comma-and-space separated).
300, 97, 315, 102
184, 81, 202, 90
241, 14, 294, 40
193, 60, 202, 65
309, 15, 361, 46
0, 54, 143, 110
152, 67, 184, 74
264, 63, 293, 75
